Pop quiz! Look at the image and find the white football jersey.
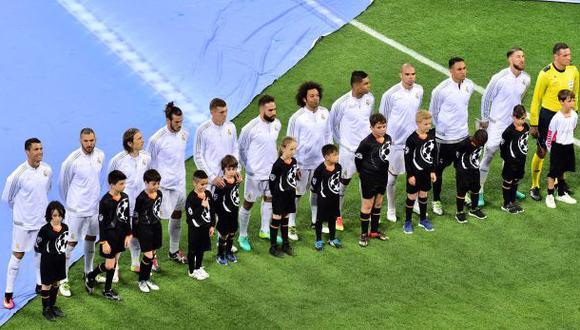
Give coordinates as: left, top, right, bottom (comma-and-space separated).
194, 119, 239, 182
239, 116, 281, 180
329, 91, 374, 152
379, 82, 423, 148
147, 126, 189, 191
287, 106, 332, 170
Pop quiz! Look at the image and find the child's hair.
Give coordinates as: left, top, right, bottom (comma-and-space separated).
558, 89, 575, 102
512, 104, 527, 119
193, 170, 208, 181
322, 144, 338, 157
143, 169, 161, 183
278, 136, 297, 157
108, 170, 127, 185
220, 155, 239, 171
416, 110, 432, 123
472, 129, 488, 146
45, 201, 66, 222
369, 113, 386, 127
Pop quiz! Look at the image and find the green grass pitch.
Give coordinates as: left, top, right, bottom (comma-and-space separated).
6, 0, 580, 328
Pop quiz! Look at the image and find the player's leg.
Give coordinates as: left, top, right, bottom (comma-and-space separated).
4, 234, 25, 310
337, 148, 356, 230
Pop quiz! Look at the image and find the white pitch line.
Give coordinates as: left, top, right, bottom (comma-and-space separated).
57, 0, 206, 125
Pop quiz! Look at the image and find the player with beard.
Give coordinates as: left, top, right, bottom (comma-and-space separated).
403, 111, 437, 234
354, 113, 392, 247
3, 138, 52, 309
108, 128, 151, 273
287, 81, 332, 240
148, 102, 189, 264
328, 71, 374, 231
479, 47, 530, 207
379, 63, 423, 222
85, 170, 132, 301
237, 95, 282, 252
58, 128, 105, 297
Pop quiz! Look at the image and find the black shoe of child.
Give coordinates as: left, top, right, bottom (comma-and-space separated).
102, 289, 121, 301
282, 244, 295, 256
51, 306, 64, 317
85, 276, 95, 294
269, 246, 284, 258
42, 307, 56, 321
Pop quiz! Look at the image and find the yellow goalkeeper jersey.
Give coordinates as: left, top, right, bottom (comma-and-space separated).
529, 63, 579, 126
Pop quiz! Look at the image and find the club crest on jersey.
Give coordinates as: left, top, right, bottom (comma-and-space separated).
379, 140, 391, 162
328, 172, 341, 194
187, 206, 193, 215
116, 198, 129, 222
569, 80, 575, 90
98, 214, 104, 222
518, 132, 529, 155
181, 132, 187, 140
43, 170, 48, 177
366, 99, 370, 106
269, 174, 276, 181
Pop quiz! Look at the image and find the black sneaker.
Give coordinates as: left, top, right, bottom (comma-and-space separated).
102, 289, 121, 301
51, 306, 65, 317
85, 276, 95, 294
455, 212, 468, 224
269, 246, 284, 258
529, 187, 541, 201
358, 233, 369, 247
282, 244, 295, 256
42, 307, 56, 321
35, 284, 41, 295
511, 202, 524, 213
468, 208, 487, 220
501, 203, 518, 214
168, 250, 187, 264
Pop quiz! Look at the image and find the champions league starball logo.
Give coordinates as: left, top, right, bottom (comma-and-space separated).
379, 140, 391, 162
56, 231, 68, 253
116, 198, 129, 222
286, 165, 298, 188
231, 185, 240, 206
419, 140, 435, 164
153, 197, 162, 219
518, 132, 529, 155
469, 147, 483, 168
328, 172, 341, 194
201, 208, 210, 223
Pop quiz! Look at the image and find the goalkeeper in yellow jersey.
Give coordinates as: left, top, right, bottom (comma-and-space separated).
529, 43, 579, 201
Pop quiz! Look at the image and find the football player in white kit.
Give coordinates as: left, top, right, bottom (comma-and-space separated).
194, 97, 240, 253
287, 82, 332, 240
3, 138, 52, 309
58, 128, 105, 297
108, 128, 151, 272
237, 95, 281, 252
328, 71, 374, 230
148, 102, 189, 264
379, 63, 423, 222
479, 47, 530, 206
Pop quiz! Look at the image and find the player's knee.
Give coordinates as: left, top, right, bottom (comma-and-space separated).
85, 235, 96, 242
263, 196, 272, 203
242, 200, 253, 210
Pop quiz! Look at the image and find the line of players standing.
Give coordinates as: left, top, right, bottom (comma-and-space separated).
2, 43, 578, 319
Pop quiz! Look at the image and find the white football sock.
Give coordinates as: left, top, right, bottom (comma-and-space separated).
238, 207, 251, 237
168, 217, 181, 254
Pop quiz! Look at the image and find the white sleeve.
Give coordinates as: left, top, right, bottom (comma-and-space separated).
481, 74, 501, 121
379, 91, 392, 121
287, 113, 298, 138
238, 126, 250, 169
417, 87, 424, 111
429, 86, 443, 127
231, 124, 241, 170
329, 101, 344, 145
59, 157, 74, 202
147, 137, 158, 172
193, 128, 215, 180
2, 170, 18, 208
